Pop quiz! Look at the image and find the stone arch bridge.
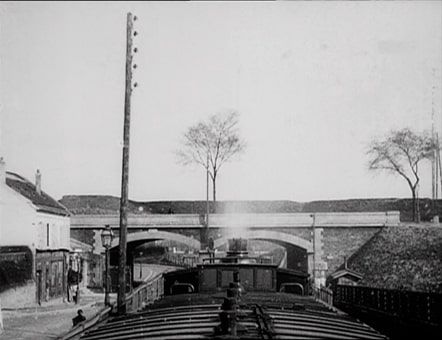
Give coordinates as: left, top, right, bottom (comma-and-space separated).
71, 212, 399, 284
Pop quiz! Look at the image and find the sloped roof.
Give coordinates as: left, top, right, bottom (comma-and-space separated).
6, 171, 70, 216
71, 238, 93, 252
329, 268, 363, 282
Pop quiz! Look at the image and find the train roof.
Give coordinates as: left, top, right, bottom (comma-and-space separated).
80, 292, 387, 340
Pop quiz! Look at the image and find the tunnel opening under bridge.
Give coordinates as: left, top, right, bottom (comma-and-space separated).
213, 230, 313, 273
109, 230, 201, 267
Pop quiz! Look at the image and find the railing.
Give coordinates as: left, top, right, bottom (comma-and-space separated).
58, 273, 165, 339
334, 285, 442, 326
71, 211, 401, 228
313, 286, 333, 306
280, 283, 305, 296
165, 252, 198, 268
124, 273, 164, 313
57, 306, 112, 340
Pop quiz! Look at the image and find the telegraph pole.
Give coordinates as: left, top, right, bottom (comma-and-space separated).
310, 213, 316, 288
431, 68, 439, 223
432, 68, 437, 200
118, 12, 137, 315
206, 153, 210, 231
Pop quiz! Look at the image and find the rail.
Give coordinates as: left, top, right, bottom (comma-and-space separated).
57, 306, 112, 340
313, 286, 333, 306
334, 285, 442, 326
124, 272, 164, 312
58, 273, 165, 339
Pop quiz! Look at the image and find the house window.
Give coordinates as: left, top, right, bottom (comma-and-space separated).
38, 222, 45, 248
47, 223, 50, 246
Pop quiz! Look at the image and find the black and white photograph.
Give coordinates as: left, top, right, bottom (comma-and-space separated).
0, 1, 441, 339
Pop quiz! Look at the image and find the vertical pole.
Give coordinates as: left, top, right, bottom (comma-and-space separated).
432, 144, 437, 220
436, 147, 439, 200
416, 185, 420, 223
438, 134, 442, 220
118, 12, 135, 315
431, 68, 439, 221
432, 149, 436, 199
311, 214, 316, 288
105, 248, 110, 306
0, 298, 3, 333
200, 154, 210, 250
76, 257, 80, 304
206, 153, 210, 230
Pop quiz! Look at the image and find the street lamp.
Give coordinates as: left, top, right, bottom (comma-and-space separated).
101, 225, 114, 306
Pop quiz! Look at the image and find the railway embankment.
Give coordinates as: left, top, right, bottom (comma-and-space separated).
340, 224, 442, 293
60, 196, 442, 222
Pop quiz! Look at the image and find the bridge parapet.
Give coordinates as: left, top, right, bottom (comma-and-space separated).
71, 211, 400, 228
312, 211, 400, 227
208, 213, 312, 227
71, 214, 201, 228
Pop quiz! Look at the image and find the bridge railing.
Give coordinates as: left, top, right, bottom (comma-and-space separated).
313, 286, 334, 306
125, 273, 164, 313
334, 285, 442, 326
71, 211, 401, 229
165, 252, 198, 268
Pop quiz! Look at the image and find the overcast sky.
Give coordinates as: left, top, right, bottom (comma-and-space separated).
1, 1, 441, 202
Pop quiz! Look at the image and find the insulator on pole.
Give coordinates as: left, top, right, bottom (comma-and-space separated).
134, 47, 138, 53
134, 31, 138, 36
133, 64, 137, 69
134, 16, 137, 21
134, 82, 138, 88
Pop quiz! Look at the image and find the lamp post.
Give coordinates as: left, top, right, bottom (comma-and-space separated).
101, 225, 114, 306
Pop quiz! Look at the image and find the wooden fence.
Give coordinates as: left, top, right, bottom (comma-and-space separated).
125, 273, 164, 312
165, 253, 198, 268
334, 285, 442, 326
313, 286, 334, 306
59, 273, 165, 339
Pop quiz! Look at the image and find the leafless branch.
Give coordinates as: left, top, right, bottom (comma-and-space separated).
175, 111, 246, 201
366, 128, 436, 221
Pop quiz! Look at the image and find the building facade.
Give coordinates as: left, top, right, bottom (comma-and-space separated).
0, 159, 70, 307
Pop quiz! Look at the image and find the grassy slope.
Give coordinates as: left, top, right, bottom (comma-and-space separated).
60, 195, 442, 221
344, 225, 442, 293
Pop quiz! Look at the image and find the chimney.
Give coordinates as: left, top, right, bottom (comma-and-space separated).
0, 157, 5, 184
35, 169, 41, 195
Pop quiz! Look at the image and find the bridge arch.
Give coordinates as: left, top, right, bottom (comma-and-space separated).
111, 230, 201, 250
213, 230, 313, 253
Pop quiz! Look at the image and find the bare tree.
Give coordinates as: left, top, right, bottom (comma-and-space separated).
367, 128, 436, 222
177, 111, 246, 202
